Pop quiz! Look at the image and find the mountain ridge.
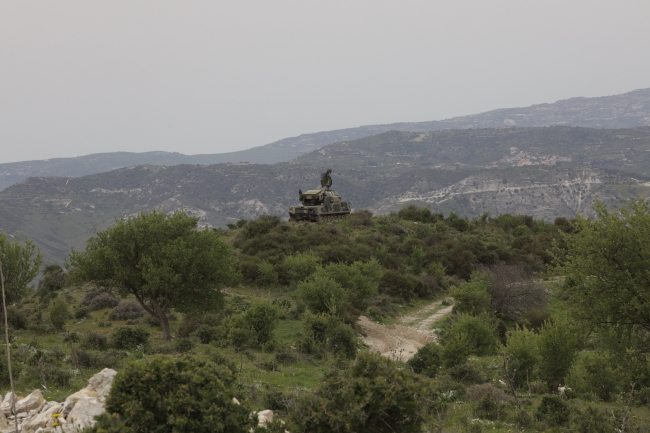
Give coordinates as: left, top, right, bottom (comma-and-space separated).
2, 87, 650, 191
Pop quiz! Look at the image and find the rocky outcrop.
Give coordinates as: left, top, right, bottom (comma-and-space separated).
0, 368, 116, 433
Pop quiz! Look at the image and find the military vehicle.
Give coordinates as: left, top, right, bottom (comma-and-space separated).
289, 169, 351, 222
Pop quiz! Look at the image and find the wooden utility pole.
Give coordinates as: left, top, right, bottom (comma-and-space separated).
0, 260, 19, 432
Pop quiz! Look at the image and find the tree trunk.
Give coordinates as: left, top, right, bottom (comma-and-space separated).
151, 299, 172, 341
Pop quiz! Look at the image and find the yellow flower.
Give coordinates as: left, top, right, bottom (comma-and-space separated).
52, 413, 61, 418
52, 423, 59, 427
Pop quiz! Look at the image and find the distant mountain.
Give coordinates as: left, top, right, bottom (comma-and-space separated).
293, 126, 650, 175
2, 88, 650, 191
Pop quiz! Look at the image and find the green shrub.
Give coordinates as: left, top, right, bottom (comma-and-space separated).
566, 351, 621, 401
312, 259, 382, 313
3, 306, 28, 330
289, 351, 435, 433
87, 355, 253, 432
535, 395, 570, 426
473, 395, 500, 420
244, 300, 279, 345
257, 260, 279, 286
177, 313, 222, 338
193, 324, 220, 344
48, 298, 69, 331
81, 331, 108, 351
407, 342, 441, 377
298, 275, 347, 318
81, 288, 120, 311
505, 326, 540, 388
513, 410, 533, 429
300, 314, 357, 359
571, 405, 616, 433
537, 320, 578, 391
284, 252, 320, 283
450, 273, 492, 316
74, 307, 91, 320
175, 338, 194, 353
438, 314, 499, 361
111, 327, 149, 350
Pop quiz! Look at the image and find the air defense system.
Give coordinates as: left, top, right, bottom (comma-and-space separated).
288, 169, 351, 222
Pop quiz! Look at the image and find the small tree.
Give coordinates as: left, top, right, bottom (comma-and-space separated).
0, 233, 42, 304
407, 342, 442, 377
88, 355, 253, 432
48, 298, 69, 331
486, 264, 547, 318
538, 320, 578, 391
67, 211, 241, 340
505, 326, 540, 388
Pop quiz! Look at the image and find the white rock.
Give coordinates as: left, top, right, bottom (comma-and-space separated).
0, 392, 17, 414
15, 390, 44, 414
258, 409, 274, 426
22, 402, 62, 431
232, 397, 241, 405
64, 368, 117, 407
65, 397, 104, 431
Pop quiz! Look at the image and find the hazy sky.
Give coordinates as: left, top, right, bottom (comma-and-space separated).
2, 1, 650, 163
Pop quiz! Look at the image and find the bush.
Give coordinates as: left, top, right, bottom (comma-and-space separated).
298, 276, 347, 318
81, 331, 108, 351
407, 342, 441, 377
74, 307, 91, 320
513, 410, 534, 429
379, 270, 424, 301
312, 259, 382, 313
244, 300, 279, 345
111, 327, 149, 350
48, 298, 69, 330
450, 273, 492, 316
535, 395, 570, 426
175, 338, 194, 353
566, 351, 621, 401
109, 301, 146, 321
257, 260, 279, 286
178, 313, 222, 338
300, 314, 357, 359
87, 355, 253, 432
3, 306, 28, 330
289, 352, 435, 433
487, 264, 547, 318
438, 314, 499, 362
193, 324, 220, 344
538, 320, 578, 391
80, 289, 120, 311
505, 326, 540, 388
466, 383, 513, 403
473, 395, 500, 421
570, 405, 616, 433
283, 252, 320, 283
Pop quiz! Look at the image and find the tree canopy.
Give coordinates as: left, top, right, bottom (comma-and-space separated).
68, 211, 240, 340
558, 199, 650, 351
0, 233, 42, 304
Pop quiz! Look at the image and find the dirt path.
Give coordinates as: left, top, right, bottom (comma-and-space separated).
357, 299, 453, 361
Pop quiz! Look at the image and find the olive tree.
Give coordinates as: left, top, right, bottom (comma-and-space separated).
68, 211, 240, 340
0, 233, 42, 304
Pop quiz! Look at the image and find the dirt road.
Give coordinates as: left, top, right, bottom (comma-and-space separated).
357, 299, 453, 361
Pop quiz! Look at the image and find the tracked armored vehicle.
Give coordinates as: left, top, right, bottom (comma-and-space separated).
289, 169, 351, 222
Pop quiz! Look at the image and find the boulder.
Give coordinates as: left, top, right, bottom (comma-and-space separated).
15, 390, 44, 414
0, 392, 17, 414
21, 402, 62, 431
0, 410, 7, 428
258, 409, 274, 426
64, 397, 104, 431
64, 368, 117, 407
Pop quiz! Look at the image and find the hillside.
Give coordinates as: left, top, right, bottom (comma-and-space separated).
2, 88, 650, 191
2, 161, 649, 264
293, 126, 650, 174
